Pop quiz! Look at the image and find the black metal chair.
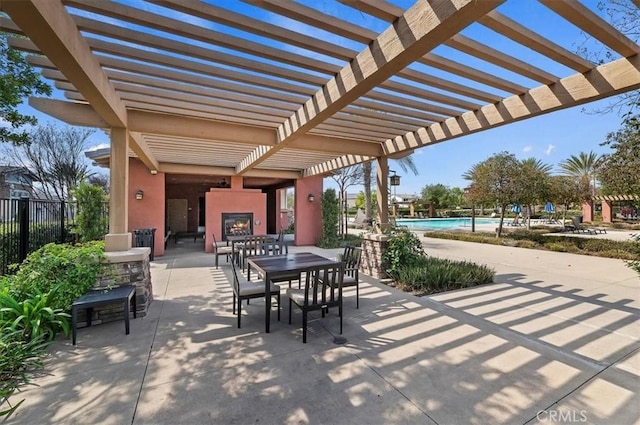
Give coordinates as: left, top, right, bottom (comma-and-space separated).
230, 259, 280, 328
287, 263, 344, 343
256, 241, 300, 288
240, 235, 271, 272
341, 246, 363, 308
321, 246, 362, 308
212, 233, 233, 268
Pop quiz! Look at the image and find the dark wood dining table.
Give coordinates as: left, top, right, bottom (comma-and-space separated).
248, 252, 340, 333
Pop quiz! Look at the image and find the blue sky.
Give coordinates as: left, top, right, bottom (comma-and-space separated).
6, 0, 634, 193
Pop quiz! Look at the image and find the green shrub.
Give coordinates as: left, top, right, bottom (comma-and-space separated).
544, 242, 567, 252
392, 257, 495, 295
317, 234, 363, 249
73, 183, 108, 242
320, 189, 339, 247
10, 242, 106, 312
383, 227, 426, 277
0, 329, 49, 419
0, 290, 70, 341
423, 230, 640, 260
515, 240, 538, 249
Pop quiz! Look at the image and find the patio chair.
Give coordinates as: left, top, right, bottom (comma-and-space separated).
287, 263, 344, 343
257, 241, 300, 288
240, 235, 270, 273
570, 216, 606, 234
230, 259, 280, 328
323, 246, 362, 308
212, 233, 233, 268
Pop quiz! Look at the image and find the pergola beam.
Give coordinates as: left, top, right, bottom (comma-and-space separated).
304, 55, 640, 176
2, 0, 127, 127
237, 0, 504, 174
540, 0, 640, 57
29, 98, 384, 158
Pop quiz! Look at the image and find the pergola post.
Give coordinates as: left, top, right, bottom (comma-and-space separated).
105, 127, 132, 252
376, 157, 389, 230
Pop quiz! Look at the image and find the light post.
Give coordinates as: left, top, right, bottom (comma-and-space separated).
389, 170, 400, 217
464, 186, 476, 233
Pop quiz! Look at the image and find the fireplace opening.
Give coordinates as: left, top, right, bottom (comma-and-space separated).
222, 212, 253, 241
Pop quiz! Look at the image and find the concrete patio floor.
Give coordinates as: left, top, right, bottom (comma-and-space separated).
7, 236, 639, 425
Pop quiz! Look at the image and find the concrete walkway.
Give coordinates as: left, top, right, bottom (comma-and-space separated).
7, 237, 639, 425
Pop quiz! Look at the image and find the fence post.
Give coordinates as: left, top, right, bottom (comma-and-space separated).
60, 200, 66, 243
18, 197, 29, 263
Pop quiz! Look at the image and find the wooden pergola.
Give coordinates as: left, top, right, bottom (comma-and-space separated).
2, 0, 639, 251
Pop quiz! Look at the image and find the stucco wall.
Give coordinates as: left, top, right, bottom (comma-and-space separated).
294, 176, 323, 246
128, 159, 166, 257
165, 183, 208, 232
205, 187, 267, 253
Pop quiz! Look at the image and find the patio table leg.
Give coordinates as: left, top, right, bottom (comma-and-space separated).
265, 271, 270, 333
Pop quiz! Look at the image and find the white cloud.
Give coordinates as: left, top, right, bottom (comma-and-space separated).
545, 144, 556, 156
87, 143, 110, 152
522, 145, 532, 153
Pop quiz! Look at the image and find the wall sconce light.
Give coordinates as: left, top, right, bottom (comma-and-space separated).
135, 189, 144, 200
150, 169, 158, 175
307, 193, 315, 202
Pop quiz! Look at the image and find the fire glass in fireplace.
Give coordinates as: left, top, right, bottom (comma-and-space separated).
222, 213, 253, 240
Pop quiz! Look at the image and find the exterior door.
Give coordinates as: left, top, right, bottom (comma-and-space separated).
167, 199, 188, 233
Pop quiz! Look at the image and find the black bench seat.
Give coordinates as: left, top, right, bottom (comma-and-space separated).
71, 285, 137, 345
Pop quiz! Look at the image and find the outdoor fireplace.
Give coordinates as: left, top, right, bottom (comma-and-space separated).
221, 212, 253, 241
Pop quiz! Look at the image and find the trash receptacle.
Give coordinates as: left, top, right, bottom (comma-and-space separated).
572, 215, 583, 224
134, 228, 156, 260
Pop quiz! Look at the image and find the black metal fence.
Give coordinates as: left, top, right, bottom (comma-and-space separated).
0, 198, 109, 276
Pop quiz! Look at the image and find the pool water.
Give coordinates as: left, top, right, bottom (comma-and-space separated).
395, 218, 502, 230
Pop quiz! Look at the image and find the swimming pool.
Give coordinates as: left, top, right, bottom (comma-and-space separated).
395, 217, 502, 230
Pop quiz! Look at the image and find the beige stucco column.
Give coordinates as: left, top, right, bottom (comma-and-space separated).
376, 157, 389, 230
105, 127, 132, 252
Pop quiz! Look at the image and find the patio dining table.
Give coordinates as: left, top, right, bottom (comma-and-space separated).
248, 252, 340, 333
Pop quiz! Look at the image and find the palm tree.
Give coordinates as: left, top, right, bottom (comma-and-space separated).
558, 151, 601, 198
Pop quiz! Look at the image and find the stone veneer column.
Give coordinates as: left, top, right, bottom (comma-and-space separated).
75, 247, 153, 326
360, 233, 389, 279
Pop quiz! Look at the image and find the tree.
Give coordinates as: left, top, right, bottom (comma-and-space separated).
330, 166, 363, 237
465, 152, 521, 237
355, 191, 376, 210
421, 184, 448, 212
558, 151, 601, 199
0, 34, 52, 145
598, 114, 640, 197
3, 124, 95, 200
548, 175, 591, 222
88, 173, 109, 194
516, 158, 552, 228
575, 1, 639, 115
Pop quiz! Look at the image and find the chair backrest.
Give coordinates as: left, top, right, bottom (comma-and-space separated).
211, 233, 220, 251
300, 263, 344, 307
259, 241, 287, 256
342, 246, 362, 277
571, 216, 582, 228
243, 235, 270, 257
230, 258, 241, 295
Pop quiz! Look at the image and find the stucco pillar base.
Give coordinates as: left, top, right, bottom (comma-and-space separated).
105, 233, 133, 252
